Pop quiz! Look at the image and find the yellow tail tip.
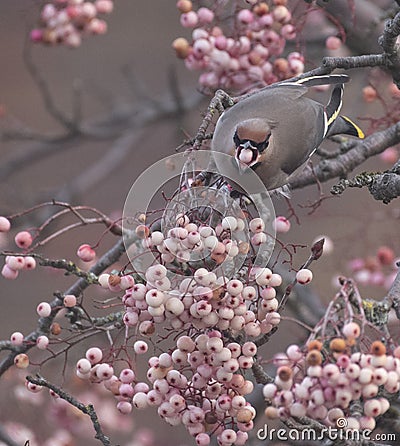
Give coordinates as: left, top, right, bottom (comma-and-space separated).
343, 116, 365, 139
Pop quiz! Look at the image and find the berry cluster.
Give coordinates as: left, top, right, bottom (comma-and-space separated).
30, 0, 114, 48
137, 213, 251, 267
0, 217, 36, 280
74, 335, 258, 445
173, 0, 304, 92
263, 324, 400, 431
97, 211, 287, 337
347, 245, 398, 291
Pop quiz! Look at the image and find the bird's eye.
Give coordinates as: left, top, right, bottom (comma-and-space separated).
255, 135, 270, 153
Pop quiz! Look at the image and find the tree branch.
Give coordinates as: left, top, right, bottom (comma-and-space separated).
288, 122, 400, 190
0, 237, 127, 376
26, 375, 112, 446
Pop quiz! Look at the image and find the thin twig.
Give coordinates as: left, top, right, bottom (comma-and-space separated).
26, 375, 112, 446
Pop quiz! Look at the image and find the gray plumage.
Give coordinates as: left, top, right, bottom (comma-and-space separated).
211, 74, 364, 192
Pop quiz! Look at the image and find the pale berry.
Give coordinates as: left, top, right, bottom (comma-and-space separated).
15, 231, 33, 249
63, 294, 77, 308
255, 267, 272, 286
98, 273, 110, 288
196, 432, 210, 446
117, 401, 133, 414
134, 340, 148, 354
37, 302, 52, 317
26, 381, 43, 393
269, 273, 282, 287
1, 265, 18, 280
120, 368, 135, 383
296, 269, 313, 284
77, 358, 92, 374
364, 399, 381, 417
342, 322, 360, 339
36, 335, 49, 350
0, 217, 11, 232
197, 7, 214, 24
132, 392, 148, 409
10, 332, 24, 346
86, 347, 103, 365
7, 256, 25, 270
119, 383, 134, 398
181, 11, 198, 28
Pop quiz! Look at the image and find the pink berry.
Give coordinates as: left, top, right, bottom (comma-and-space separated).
15, 231, 33, 249
10, 332, 24, 346
30, 29, 43, 43
380, 147, 398, 164
37, 302, 52, 317
219, 428, 237, 444
1, 264, 19, 280
63, 294, 77, 308
0, 217, 11, 232
197, 7, 214, 24
196, 433, 210, 446
77, 244, 96, 262
273, 216, 291, 233
296, 269, 313, 284
326, 36, 342, 50
117, 401, 133, 414
23, 256, 36, 270
119, 368, 135, 383
86, 347, 103, 365
364, 399, 381, 417
281, 24, 296, 40
180, 11, 198, 28
237, 9, 254, 24
95, 0, 114, 14
36, 335, 49, 350
363, 85, 377, 103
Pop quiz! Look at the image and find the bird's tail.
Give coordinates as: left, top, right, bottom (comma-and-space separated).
327, 115, 365, 138
324, 83, 364, 138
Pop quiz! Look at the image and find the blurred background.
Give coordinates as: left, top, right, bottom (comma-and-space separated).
0, 1, 399, 445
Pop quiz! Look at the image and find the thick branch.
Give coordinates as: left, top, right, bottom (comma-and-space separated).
330, 159, 400, 204
383, 267, 400, 319
26, 375, 112, 446
288, 122, 400, 190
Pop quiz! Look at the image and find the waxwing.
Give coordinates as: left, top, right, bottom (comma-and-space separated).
211, 74, 364, 193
